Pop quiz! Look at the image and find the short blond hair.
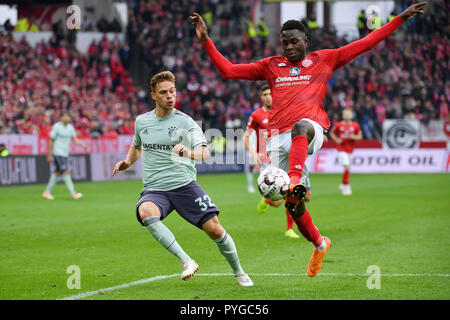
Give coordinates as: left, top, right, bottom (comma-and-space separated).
150, 71, 176, 92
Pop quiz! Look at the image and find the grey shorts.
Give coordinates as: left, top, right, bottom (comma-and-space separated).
136, 180, 219, 229
54, 156, 68, 173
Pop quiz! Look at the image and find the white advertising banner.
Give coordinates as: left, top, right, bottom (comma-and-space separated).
421, 120, 450, 142
306, 148, 449, 173
90, 153, 142, 182
0, 134, 38, 155
118, 135, 134, 154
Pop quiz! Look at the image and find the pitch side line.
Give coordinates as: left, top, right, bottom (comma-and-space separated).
58, 272, 450, 300
58, 274, 179, 300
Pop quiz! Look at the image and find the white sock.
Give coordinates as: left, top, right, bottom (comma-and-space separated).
142, 216, 191, 263
316, 237, 327, 251
214, 231, 244, 276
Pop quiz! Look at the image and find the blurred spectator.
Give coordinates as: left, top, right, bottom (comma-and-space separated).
110, 18, 122, 33
305, 13, 318, 30
97, 16, 111, 32
257, 17, 269, 49
357, 10, 367, 37
15, 15, 29, 31
0, 27, 142, 139
28, 15, 39, 32
0, 143, 10, 157
97, 16, 122, 33
3, 19, 14, 33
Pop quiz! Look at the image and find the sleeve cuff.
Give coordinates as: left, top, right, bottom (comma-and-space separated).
193, 142, 208, 149
202, 38, 214, 50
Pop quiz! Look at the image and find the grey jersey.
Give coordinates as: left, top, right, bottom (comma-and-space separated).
133, 109, 207, 191
50, 122, 76, 157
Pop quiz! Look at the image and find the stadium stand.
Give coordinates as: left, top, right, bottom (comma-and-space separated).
0, 30, 143, 139
0, 0, 448, 140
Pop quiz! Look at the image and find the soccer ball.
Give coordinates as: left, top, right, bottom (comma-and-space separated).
257, 167, 291, 201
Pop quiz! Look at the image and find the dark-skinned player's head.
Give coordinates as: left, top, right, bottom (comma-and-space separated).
280, 20, 308, 63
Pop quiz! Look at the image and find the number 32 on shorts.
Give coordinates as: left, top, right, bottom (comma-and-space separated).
195, 195, 216, 212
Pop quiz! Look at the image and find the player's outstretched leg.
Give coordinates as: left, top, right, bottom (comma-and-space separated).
285, 120, 313, 212
285, 120, 315, 214
286, 120, 332, 275
202, 217, 253, 287
287, 200, 332, 277
140, 203, 197, 281
256, 199, 298, 238
288, 120, 312, 184
285, 183, 307, 215
307, 236, 332, 277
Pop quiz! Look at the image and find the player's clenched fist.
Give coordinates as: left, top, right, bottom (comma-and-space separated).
112, 160, 130, 176
172, 144, 191, 158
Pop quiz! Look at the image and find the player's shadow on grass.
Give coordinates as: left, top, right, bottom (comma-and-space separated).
323, 259, 339, 263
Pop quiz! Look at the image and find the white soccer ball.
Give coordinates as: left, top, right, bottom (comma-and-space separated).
257, 167, 291, 201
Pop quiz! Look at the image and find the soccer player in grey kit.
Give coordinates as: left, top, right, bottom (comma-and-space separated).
112, 71, 253, 286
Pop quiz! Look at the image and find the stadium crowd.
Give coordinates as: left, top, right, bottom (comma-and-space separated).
0, 30, 145, 137
0, 0, 448, 140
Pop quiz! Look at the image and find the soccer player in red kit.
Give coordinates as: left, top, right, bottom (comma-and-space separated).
330, 109, 362, 196
244, 85, 301, 239
190, 2, 427, 277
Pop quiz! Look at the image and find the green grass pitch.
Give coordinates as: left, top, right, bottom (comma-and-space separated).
1, 173, 449, 300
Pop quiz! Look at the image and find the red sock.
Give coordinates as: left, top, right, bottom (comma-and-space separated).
265, 198, 271, 205
288, 135, 309, 185
342, 169, 350, 185
285, 209, 294, 230
293, 208, 322, 247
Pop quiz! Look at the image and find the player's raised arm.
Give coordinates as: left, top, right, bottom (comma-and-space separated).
399, 2, 427, 21
190, 13, 267, 81
190, 12, 209, 42
326, 2, 427, 70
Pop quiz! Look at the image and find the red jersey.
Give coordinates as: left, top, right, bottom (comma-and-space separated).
332, 121, 361, 154
246, 107, 269, 153
203, 16, 403, 134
